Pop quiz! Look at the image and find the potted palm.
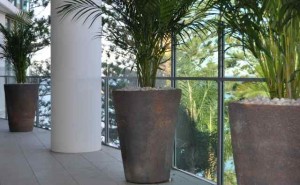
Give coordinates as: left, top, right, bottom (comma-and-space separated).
220, 0, 300, 184
0, 12, 49, 132
58, 0, 216, 183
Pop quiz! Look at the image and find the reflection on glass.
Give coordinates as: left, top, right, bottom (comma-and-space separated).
35, 116, 51, 129
35, 78, 51, 129
101, 36, 137, 78
22, 0, 30, 11
155, 79, 171, 88
176, 32, 218, 77
101, 79, 106, 144
224, 81, 269, 185
158, 44, 172, 77
175, 80, 218, 182
16, 0, 21, 9
224, 35, 260, 78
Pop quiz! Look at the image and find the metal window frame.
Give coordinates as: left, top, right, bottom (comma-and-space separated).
217, 24, 225, 185
101, 25, 265, 184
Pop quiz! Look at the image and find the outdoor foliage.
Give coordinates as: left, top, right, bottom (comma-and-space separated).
0, 12, 49, 83
31, 0, 50, 8
58, 0, 217, 87
220, 0, 300, 98
31, 60, 51, 128
51, 1, 300, 184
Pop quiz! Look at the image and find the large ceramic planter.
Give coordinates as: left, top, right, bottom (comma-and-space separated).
4, 84, 39, 132
112, 88, 181, 184
229, 102, 300, 185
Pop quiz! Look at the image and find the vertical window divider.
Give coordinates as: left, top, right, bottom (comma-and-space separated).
217, 22, 225, 185
171, 32, 176, 89
104, 77, 110, 144
171, 32, 177, 167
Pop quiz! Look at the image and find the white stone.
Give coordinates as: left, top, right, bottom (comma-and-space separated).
238, 96, 300, 106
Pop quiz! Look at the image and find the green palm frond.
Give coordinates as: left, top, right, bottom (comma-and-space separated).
58, 0, 101, 26
58, 0, 218, 87
220, 0, 300, 99
0, 12, 49, 83
234, 82, 269, 99
7, 11, 32, 25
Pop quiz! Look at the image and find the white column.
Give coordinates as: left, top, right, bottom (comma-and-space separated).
51, 0, 102, 153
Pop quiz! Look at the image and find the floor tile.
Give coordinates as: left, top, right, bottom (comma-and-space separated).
0, 120, 215, 185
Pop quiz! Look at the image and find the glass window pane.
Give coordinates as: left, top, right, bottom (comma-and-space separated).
101, 79, 106, 144
102, 36, 139, 78
35, 116, 51, 129
175, 80, 218, 182
176, 33, 218, 77
156, 79, 171, 88
102, 47, 170, 78
16, 0, 21, 9
36, 77, 51, 130
224, 35, 260, 78
22, 0, 30, 11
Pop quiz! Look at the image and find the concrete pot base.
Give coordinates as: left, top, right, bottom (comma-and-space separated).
4, 84, 39, 132
229, 102, 300, 185
113, 89, 181, 184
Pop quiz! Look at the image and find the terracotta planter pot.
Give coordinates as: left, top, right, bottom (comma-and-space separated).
112, 89, 181, 184
4, 84, 39, 132
229, 102, 300, 185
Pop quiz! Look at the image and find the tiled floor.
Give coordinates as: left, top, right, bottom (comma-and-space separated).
0, 119, 214, 185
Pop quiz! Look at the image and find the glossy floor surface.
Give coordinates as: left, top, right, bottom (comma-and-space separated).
0, 119, 213, 185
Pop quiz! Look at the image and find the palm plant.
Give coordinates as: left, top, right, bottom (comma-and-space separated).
58, 0, 217, 87
0, 12, 49, 83
220, 0, 300, 99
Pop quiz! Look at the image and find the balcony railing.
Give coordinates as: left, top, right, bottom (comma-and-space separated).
0, 74, 266, 185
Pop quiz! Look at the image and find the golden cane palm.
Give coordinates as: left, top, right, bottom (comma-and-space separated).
58, 0, 217, 87
220, 0, 300, 99
0, 13, 34, 83
0, 12, 49, 83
